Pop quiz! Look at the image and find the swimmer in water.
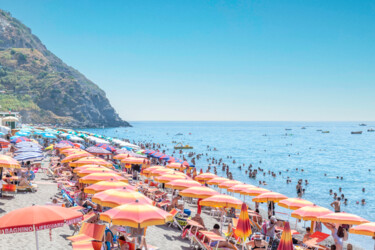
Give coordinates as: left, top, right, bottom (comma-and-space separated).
362, 188, 365, 192
362, 199, 366, 205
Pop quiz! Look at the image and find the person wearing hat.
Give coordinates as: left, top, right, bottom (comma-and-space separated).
248, 233, 268, 249
266, 216, 277, 239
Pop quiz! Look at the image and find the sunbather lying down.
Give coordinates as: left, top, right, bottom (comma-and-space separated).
204, 224, 236, 249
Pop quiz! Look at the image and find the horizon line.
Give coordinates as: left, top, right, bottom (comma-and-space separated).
126, 120, 375, 123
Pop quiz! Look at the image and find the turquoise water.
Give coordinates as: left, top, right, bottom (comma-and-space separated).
86, 121, 375, 247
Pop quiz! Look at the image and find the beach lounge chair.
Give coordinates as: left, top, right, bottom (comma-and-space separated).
68, 222, 106, 242
17, 183, 38, 193
167, 208, 186, 230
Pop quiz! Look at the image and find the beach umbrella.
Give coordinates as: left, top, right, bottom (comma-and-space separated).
0, 205, 83, 250
140, 166, 164, 176
179, 186, 220, 199
235, 203, 252, 248
14, 141, 41, 149
218, 180, 243, 190
42, 133, 57, 139
121, 157, 150, 165
227, 184, 256, 194
2, 116, 19, 122
0, 138, 10, 146
76, 168, 119, 177
113, 154, 130, 160
13, 152, 43, 162
200, 194, 243, 209
154, 173, 188, 184
73, 143, 85, 149
240, 187, 269, 196
166, 162, 184, 169
291, 205, 332, 221
92, 188, 152, 207
86, 146, 112, 155
15, 131, 30, 137
60, 148, 83, 156
350, 222, 375, 248
11, 137, 31, 143
277, 222, 293, 250
206, 177, 229, 185
252, 192, 288, 203
115, 149, 133, 155
0, 155, 21, 169
55, 143, 73, 150
60, 140, 75, 146
100, 200, 172, 228
147, 168, 175, 177
165, 179, 202, 190
61, 152, 92, 163
79, 173, 128, 184
84, 180, 136, 194
73, 165, 107, 173
318, 212, 369, 225
14, 147, 42, 154
69, 157, 112, 167
195, 173, 217, 181
278, 198, 314, 210
95, 143, 116, 152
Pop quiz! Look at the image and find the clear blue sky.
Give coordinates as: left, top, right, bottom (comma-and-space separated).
1, 0, 375, 121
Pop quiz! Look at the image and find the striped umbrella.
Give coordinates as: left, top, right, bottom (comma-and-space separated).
95, 143, 116, 152
113, 154, 130, 160
14, 142, 41, 149
278, 198, 314, 210
100, 200, 173, 228
252, 192, 288, 203
166, 162, 184, 169
147, 168, 175, 177
291, 205, 332, 221
0, 138, 10, 145
60, 148, 83, 156
92, 188, 152, 207
218, 180, 243, 190
277, 222, 293, 250
69, 157, 112, 167
14, 148, 42, 154
61, 152, 92, 163
227, 184, 256, 194
73, 165, 107, 173
165, 179, 202, 190
121, 157, 150, 165
76, 168, 118, 177
154, 174, 188, 184
79, 173, 128, 184
140, 166, 165, 176
235, 202, 252, 246
11, 137, 31, 143
200, 194, 243, 209
55, 143, 73, 150
86, 146, 112, 155
84, 180, 136, 194
13, 152, 43, 162
195, 173, 217, 181
207, 177, 229, 185
350, 222, 375, 236
179, 186, 220, 199
318, 212, 369, 225
240, 187, 269, 196
0, 155, 21, 168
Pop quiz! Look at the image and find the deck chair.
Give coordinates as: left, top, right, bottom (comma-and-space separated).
71, 211, 96, 235
68, 222, 106, 242
2, 183, 17, 197
72, 241, 102, 250
17, 183, 37, 193
167, 209, 186, 230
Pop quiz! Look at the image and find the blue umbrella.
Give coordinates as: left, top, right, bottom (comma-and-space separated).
14, 152, 43, 162
15, 131, 31, 137
42, 133, 57, 139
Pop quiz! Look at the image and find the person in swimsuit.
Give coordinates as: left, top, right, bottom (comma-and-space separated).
248, 232, 268, 249
205, 224, 235, 249
296, 180, 303, 198
331, 198, 341, 212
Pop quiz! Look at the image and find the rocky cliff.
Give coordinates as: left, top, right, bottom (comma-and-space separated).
0, 9, 130, 127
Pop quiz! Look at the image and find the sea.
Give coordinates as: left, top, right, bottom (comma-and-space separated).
85, 121, 375, 248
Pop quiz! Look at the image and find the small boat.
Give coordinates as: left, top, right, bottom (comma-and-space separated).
175, 133, 183, 136
301, 127, 306, 129
174, 143, 193, 149
285, 128, 292, 131
359, 124, 367, 126
322, 131, 330, 134
351, 131, 362, 134
367, 129, 375, 132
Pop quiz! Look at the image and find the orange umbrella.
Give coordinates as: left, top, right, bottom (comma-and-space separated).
165, 179, 202, 190
84, 180, 136, 194
195, 173, 217, 181
61, 148, 83, 156
0, 155, 21, 169
70, 157, 112, 167
166, 162, 184, 169
200, 194, 243, 209
179, 186, 220, 199
234, 202, 252, 244
73, 165, 107, 173
113, 154, 130, 160
79, 173, 128, 184
100, 200, 172, 228
92, 188, 152, 207
121, 157, 150, 165
318, 212, 369, 225
140, 166, 165, 176
61, 152, 92, 163
76, 168, 119, 177
0, 205, 83, 249
218, 180, 243, 189
291, 205, 332, 221
240, 187, 269, 196
252, 192, 288, 203
278, 198, 314, 210
154, 174, 188, 184
227, 184, 256, 194
350, 222, 375, 236
206, 177, 229, 185
277, 222, 293, 250
148, 168, 175, 177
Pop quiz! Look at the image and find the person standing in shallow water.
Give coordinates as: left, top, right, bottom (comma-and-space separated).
331, 197, 341, 212
296, 180, 303, 198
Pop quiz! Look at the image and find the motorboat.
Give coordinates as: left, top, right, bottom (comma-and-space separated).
351, 131, 363, 134
322, 131, 330, 133
174, 143, 193, 149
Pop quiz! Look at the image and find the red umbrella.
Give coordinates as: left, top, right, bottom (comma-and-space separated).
277, 222, 293, 250
235, 203, 252, 246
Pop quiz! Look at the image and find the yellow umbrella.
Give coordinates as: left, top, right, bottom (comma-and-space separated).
73, 165, 107, 173
92, 188, 152, 207
84, 180, 136, 194
165, 179, 202, 190
179, 186, 220, 199
154, 174, 188, 184
278, 198, 314, 210
0, 155, 21, 169
79, 173, 128, 184
200, 194, 243, 209
206, 177, 229, 185
61, 152, 92, 163
227, 184, 256, 194
291, 205, 331, 221
70, 157, 112, 167
318, 212, 369, 225
240, 187, 269, 196
252, 192, 288, 203
76, 168, 119, 177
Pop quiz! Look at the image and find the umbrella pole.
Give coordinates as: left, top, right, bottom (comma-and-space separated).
34, 225, 39, 250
